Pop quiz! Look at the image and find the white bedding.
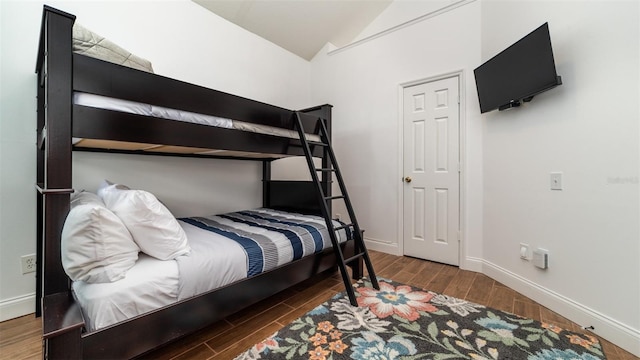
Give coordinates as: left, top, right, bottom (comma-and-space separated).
73, 92, 321, 142
72, 209, 345, 332
73, 220, 247, 332
174, 221, 247, 300
72, 254, 179, 331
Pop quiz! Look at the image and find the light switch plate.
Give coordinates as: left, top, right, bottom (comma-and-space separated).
519, 243, 530, 260
550, 172, 563, 190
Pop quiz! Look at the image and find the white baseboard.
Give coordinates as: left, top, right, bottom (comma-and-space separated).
364, 237, 402, 256
359, 249, 639, 356
481, 259, 640, 357
461, 256, 484, 272
0, 293, 35, 322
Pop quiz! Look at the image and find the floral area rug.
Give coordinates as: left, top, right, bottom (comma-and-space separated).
234, 278, 605, 360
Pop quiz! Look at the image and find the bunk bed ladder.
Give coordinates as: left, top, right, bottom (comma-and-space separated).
294, 113, 379, 306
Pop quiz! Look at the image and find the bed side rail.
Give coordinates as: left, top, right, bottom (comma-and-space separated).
81, 243, 353, 359
42, 293, 85, 359
73, 54, 293, 129
72, 106, 292, 155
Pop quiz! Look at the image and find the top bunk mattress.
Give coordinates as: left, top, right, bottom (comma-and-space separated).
73, 93, 322, 157
66, 23, 325, 159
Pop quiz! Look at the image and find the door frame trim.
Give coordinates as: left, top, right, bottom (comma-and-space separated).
397, 70, 467, 265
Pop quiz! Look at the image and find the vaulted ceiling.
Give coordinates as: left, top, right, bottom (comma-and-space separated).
192, 0, 393, 60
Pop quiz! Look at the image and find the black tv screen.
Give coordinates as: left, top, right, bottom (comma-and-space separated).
474, 23, 562, 113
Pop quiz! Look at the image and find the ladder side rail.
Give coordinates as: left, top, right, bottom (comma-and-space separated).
317, 120, 379, 289
294, 113, 358, 304
294, 113, 342, 244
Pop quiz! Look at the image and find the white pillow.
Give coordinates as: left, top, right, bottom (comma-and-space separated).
98, 183, 190, 260
61, 191, 139, 283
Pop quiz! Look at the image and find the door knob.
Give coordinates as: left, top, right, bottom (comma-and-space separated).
404, 176, 412, 183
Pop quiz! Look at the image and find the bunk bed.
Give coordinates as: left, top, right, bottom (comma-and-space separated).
35, 6, 370, 359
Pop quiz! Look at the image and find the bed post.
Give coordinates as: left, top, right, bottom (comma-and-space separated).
317, 105, 332, 215
36, 3, 75, 301
262, 160, 272, 206
299, 104, 333, 214
36, 6, 84, 359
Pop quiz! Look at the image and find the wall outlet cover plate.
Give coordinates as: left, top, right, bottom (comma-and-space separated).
550, 172, 563, 190
533, 248, 548, 269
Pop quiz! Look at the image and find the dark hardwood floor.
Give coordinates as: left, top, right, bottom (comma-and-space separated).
1, 251, 637, 359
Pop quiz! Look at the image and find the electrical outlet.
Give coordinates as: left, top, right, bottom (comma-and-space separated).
533, 248, 549, 269
550, 172, 563, 190
21, 254, 36, 274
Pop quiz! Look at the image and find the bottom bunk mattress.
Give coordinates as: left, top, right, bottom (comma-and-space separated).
72, 208, 350, 331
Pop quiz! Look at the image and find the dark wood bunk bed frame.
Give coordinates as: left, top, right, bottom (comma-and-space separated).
35, 6, 368, 359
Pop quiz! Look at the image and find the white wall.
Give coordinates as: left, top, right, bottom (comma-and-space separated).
480, 0, 639, 355
0, 0, 311, 321
312, 0, 639, 354
310, 2, 484, 266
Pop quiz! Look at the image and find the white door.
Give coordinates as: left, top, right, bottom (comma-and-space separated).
403, 76, 460, 266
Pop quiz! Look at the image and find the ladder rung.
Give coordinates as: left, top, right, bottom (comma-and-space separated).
333, 223, 354, 231
288, 140, 319, 147
324, 195, 344, 201
295, 112, 380, 305
344, 252, 365, 264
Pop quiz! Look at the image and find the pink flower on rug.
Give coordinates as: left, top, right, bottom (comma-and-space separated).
541, 322, 563, 334
566, 334, 598, 349
356, 281, 437, 321
254, 337, 278, 353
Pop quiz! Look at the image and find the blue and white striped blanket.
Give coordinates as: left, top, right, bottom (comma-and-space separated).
180, 208, 351, 277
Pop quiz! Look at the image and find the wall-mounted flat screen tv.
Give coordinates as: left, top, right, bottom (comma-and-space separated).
474, 23, 562, 114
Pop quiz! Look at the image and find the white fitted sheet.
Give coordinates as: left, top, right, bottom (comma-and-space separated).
73, 220, 248, 332
73, 92, 320, 142
174, 220, 248, 300
72, 254, 179, 332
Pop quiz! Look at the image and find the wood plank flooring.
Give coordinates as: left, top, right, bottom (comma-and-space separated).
1, 251, 637, 359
